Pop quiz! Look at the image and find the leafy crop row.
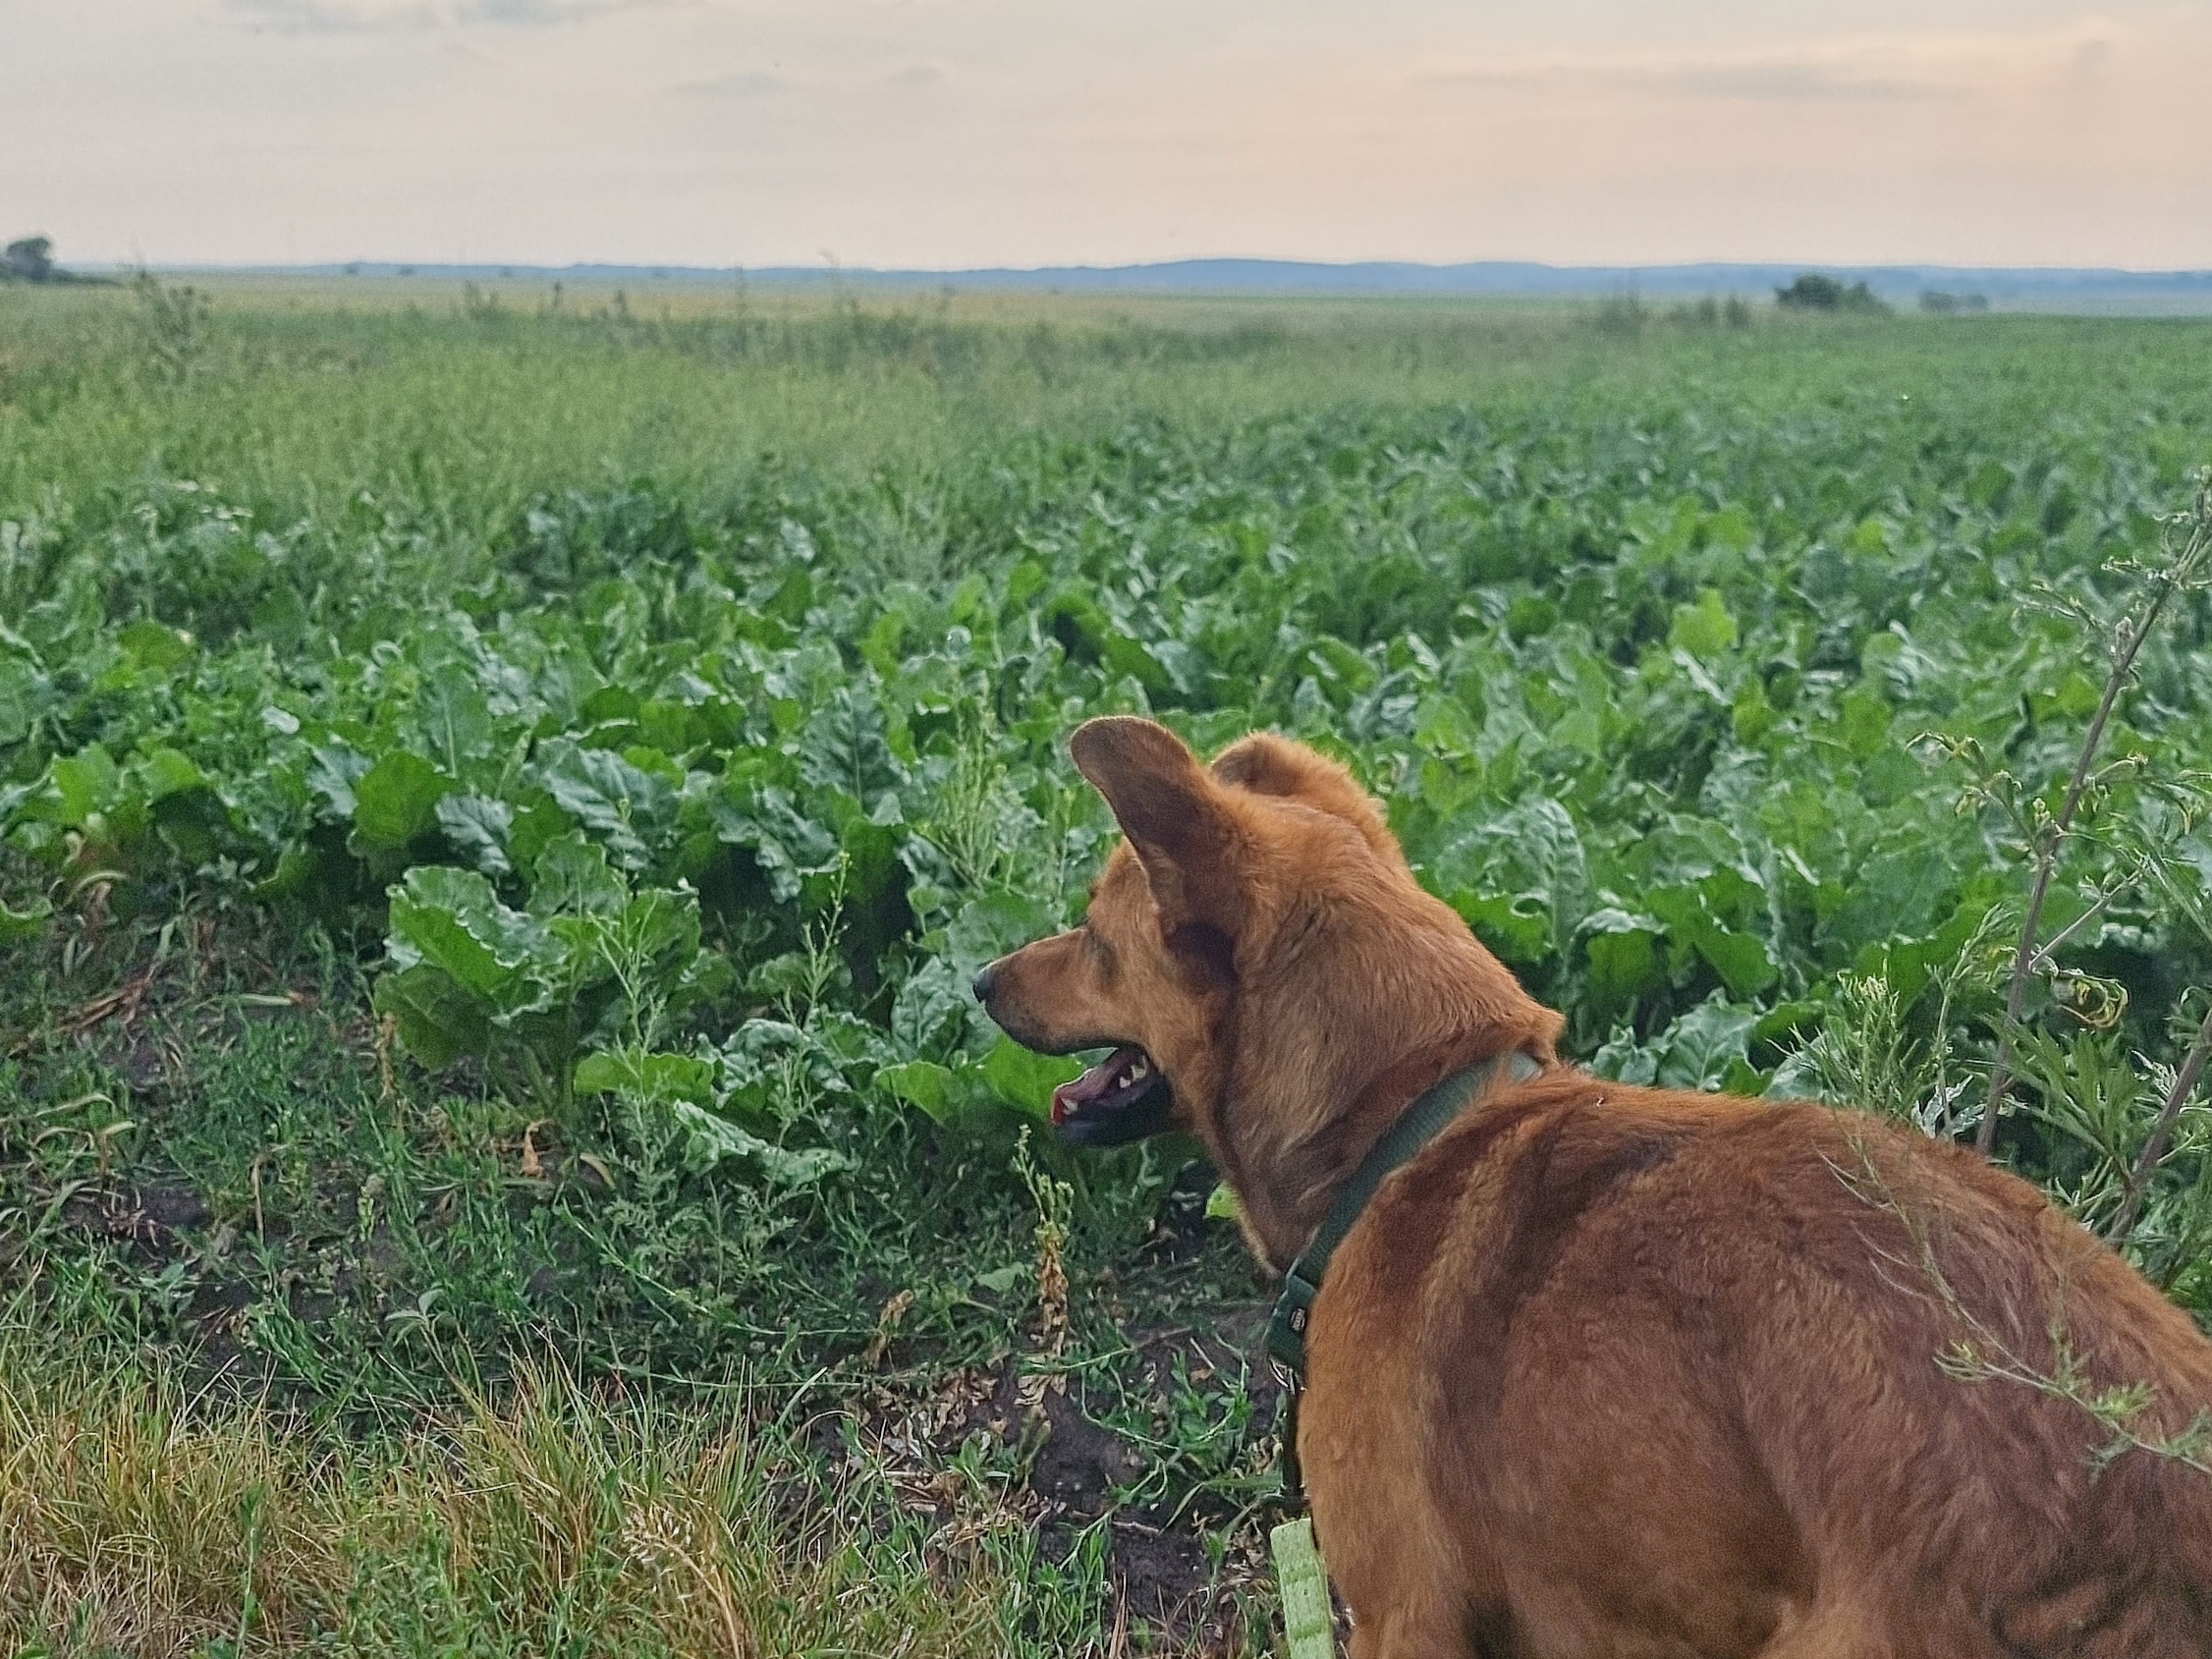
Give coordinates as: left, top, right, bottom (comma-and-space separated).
6, 306, 2212, 1300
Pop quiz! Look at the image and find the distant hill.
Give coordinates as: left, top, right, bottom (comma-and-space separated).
144, 257, 2212, 310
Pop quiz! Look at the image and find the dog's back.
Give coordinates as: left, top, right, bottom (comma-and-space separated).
1308, 1076, 2212, 1657
975, 718, 2212, 1657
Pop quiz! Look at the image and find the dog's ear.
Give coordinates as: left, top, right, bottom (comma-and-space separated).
1070, 716, 1244, 939
1210, 730, 1405, 867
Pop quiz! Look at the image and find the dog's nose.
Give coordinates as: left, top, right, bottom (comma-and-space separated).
971, 962, 1000, 1005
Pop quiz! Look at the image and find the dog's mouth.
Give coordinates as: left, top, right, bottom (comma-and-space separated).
1050, 1044, 1176, 1147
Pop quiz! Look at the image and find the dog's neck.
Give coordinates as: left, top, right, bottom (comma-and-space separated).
1227, 1033, 1524, 1271
1203, 889, 1566, 1265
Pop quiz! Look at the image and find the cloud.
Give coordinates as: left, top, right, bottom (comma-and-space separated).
1640, 58, 1955, 103
33, 1, 2210, 271
1417, 28, 2127, 108
675, 69, 793, 100
2070, 36, 2115, 85
671, 60, 943, 103
231, 0, 662, 30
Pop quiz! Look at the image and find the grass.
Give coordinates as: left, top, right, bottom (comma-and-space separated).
0, 908, 1278, 1655
0, 1320, 1144, 1658
0, 282, 1578, 525
17, 277, 2194, 541
5, 276, 2212, 1652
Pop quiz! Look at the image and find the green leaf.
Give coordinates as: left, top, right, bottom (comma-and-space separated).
1452, 890, 1552, 965
436, 793, 514, 876
1669, 589, 1738, 659
353, 751, 452, 851
1704, 504, 1757, 552
877, 1059, 959, 1123
891, 957, 973, 1057
529, 831, 629, 915
1506, 593, 1559, 640
709, 779, 841, 902
370, 963, 488, 1070
0, 656, 46, 747
1848, 518, 1890, 556
980, 1035, 1084, 1120
1753, 1001, 1819, 1047
44, 751, 119, 831
611, 888, 701, 968
306, 743, 369, 818
135, 747, 207, 803
1838, 689, 1892, 760
1655, 999, 1760, 1092
1644, 884, 1777, 999
1590, 1023, 1660, 1085
1694, 926, 1778, 999
118, 619, 195, 671
666, 1098, 770, 1163
574, 1046, 714, 1104
1967, 460, 2013, 511
40, 746, 121, 828
415, 662, 495, 775
1857, 746, 1923, 805
1731, 683, 1777, 746
1101, 634, 1176, 696
386, 864, 556, 1002
537, 741, 670, 869
667, 1101, 850, 1188
1582, 908, 1666, 1015
2051, 669, 2102, 722
1826, 846, 1955, 949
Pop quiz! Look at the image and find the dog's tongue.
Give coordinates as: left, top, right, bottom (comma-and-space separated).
1052, 1045, 1147, 1125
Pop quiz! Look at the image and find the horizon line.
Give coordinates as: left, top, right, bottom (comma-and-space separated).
77, 256, 2212, 280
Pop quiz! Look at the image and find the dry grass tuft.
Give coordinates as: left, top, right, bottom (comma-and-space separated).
0, 1329, 1058, 1657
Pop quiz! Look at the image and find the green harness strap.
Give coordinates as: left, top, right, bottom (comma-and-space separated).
1263, 1048, 1541, 1497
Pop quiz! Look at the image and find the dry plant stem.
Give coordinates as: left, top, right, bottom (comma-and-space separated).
2107, 997, 2212, 1248
2027, 881, 2122, 973
1979, 584, 2184, 1155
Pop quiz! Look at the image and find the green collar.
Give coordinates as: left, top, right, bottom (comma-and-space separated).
1264, 1049, 1541, 1382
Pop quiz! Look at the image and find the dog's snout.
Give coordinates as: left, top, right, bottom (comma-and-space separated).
971, 962, 1001, 1005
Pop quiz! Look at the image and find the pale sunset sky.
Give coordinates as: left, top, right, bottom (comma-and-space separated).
7, 0, 2212, 269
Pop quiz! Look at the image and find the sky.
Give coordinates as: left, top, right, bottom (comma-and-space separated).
7, 0, 2212, 271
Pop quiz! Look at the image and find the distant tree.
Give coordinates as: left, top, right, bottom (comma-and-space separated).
1778, 272, 1846, 309
1776, 273, 1889, 314
1592, 290, 1648, 336
4, 236, 55, 283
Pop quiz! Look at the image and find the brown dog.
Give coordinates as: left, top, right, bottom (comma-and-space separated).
973, 715, 2212, 1658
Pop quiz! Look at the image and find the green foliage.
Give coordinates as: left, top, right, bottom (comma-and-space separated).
131, 272, 212, 384
6, 282, 2212, 1649
1921, 291, 1991, 316
1776, 273, 1890, 314
3, 236, 54, 283
3, 295, 2210, 1220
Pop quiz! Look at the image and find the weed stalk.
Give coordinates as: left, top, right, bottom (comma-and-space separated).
1980, 473, 2212, 1154
2108, 996, 2212, 1247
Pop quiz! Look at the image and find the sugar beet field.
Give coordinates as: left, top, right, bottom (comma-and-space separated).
3, 281, 2212, 1655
